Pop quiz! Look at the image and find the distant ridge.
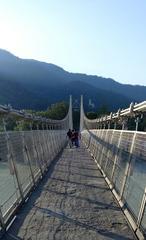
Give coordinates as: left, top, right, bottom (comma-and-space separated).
0, 49, 146, 111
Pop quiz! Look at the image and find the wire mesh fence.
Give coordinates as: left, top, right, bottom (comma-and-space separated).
0, 130, 67, 229
82, 129, 146, 237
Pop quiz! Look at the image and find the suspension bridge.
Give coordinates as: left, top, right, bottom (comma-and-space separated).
0, 96, 146, 240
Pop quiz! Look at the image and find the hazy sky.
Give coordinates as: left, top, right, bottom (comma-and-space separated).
0, 0, 146, 86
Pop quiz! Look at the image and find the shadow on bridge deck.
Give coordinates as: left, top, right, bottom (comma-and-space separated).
2, 144, 136, 240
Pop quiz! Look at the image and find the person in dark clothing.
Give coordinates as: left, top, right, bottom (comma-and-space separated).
71, 129, 75, 146
74, 130, 79, 148
67, 129, 72, 148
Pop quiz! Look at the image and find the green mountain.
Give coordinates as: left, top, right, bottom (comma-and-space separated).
0, 49, 145, 111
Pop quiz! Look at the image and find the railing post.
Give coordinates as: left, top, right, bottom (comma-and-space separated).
37, 124, 47, 170
92, 132, 98, 157
90, 124, 99, 155
95, 128, 105, 163
96, 122, 106, 160
122, 118, 128, 130
0, 206, 5, 230
137, 187, 146, 227
49, 125, 55, 158
47, 124, 54, 160
42, 122, 49, 163
99, 127, 109, 166
120, 131, 137, 198
104, 129, 115, 172
135, 116, 142, 131
30, 123, 43, 177
45, 123, 52, 158
114, 122, 117, 129
22, 131, 36, 187
53, 130, 59, 154
111, 130, 123, 179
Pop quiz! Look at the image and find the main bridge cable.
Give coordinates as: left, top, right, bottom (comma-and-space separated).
0, 95, 73, 130
80, 96, 146, 131
80, 95, 97, 132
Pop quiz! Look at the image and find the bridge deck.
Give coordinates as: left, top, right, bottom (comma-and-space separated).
3, 144, 135, 240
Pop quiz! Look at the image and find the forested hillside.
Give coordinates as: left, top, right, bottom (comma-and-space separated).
0, 49, 145, 111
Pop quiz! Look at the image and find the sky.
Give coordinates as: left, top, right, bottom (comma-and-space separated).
0, 0, 146, 86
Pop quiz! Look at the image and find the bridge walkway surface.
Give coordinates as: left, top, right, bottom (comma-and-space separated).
2, 144, 136, 240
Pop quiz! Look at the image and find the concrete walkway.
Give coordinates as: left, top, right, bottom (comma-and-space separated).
3, 145, 136, 240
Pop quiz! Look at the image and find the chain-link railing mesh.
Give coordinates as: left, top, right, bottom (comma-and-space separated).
0, 129, 67, 230
81, 129, 146, 237
80, 95, 146, 238
0, 96, 73, 235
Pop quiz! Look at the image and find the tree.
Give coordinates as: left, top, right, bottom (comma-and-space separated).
85, 105, 109, 120
97, 104, 109, 117
46, 101, 68, 120
86, 112, 97, 119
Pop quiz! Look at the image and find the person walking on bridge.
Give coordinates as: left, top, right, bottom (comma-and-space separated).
74, 130, 80, 148
67, 129, 72, 148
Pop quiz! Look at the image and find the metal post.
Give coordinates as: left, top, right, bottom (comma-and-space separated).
135, 117, 140, 131
111, 130, 123, 179
37, 124, 47, 170
30, 123, 43, 177
45, 123, 53, 162
99, 127, 109, 166
120, 131, 137, 198
95, 128, 105, 163
92, 129, 98, 157
42, 123, 48, 163
46, 123, 52, 159
50, 125, 56, 158
121, 118, 128, 130
45, 123, 50, 150
87, 133, 92, 149
98, 123, 106, 160
104, 129, 115, 172
53, 129, 59, 154
0, 206, 5, 230
22, 131, 36, 186
137, 187, 146, 227
48, 125, 54, 158
122, 120, 125, 130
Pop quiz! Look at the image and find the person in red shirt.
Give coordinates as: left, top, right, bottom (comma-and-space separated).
74, 130, 79, 148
